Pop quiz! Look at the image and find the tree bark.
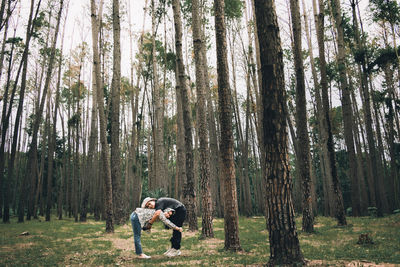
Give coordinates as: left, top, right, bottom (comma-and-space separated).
202, 21, 221, 218
111, 0, 125, 225
314, 0, 346, 224
90, 0, 113, 232
290, 0, 314, 232
150, 0, 167, 191
254, 0, 304, 265
214, 0, 241, 251
190, 0, 214, 237
174, 0, 198, 231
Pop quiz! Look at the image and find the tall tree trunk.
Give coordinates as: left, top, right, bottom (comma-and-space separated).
330, 0, 353, 225
314, 0, 346, 225
369, 79, 390, 214
350, 80, 369, 215
127, 0, 146, 210
73, 98, 80, 223
383, 63, 399, 210
174, 67, 186, 201
214, 0, 241, 251
111, 0, 125, 225
1, 11, 13, 222
349, 0, 371, 216
16, 0, 45, 222
201, 20, 221, 218
303, 0, 331, 216
254, 0, 304, 265
174, 0, 198, 231
332, 0, 367, 219
290, 0, 314, 232
228, 26, 244, 214
81, 62, 97, 222
0, 5, 25, 221
90, 0, 113, 232
49, 19, 65, 221
190, 0, 214, 237
150, 0, 167, 191
243, 61, 253, 217
44, 0, 64, 222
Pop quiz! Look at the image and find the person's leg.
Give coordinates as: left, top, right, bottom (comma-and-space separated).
169, 206, 186, 250
130, 212, 143, 255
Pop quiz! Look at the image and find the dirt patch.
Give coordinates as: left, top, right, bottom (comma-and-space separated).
191, 238, 224, 254
105, 236, 133, 251
391, 220, 400, 227
1, 242, 34, 252
352, 227, 363, 233
161, 259, 203, 266
202, 238, 224, 250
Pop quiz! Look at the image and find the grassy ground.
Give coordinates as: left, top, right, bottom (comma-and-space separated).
0, 214, 399, 266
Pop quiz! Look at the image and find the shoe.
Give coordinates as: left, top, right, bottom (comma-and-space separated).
163, 248, 173, 255
166, 248, 181, 257
138, 254, 151, 259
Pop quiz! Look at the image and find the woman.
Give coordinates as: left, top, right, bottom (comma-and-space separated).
130, 207, 183, 259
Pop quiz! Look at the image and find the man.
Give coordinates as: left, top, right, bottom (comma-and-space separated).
141, 197, 187, 257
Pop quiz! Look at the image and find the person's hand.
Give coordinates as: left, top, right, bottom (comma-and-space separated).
142, 222, 152, 231
175, 227, 183, 232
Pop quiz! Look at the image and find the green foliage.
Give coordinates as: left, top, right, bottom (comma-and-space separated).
25, 113, 43, 137
32, 11, 47, 39
370, 0, 400, 25
141, 188, 168, 202
137, 33, 175, 81
1, 215, 399, 266
68, 112, 81, 128
368, 46, 399, 72
326, 60, 340, 83
61, 81, 87, 106
185, 0, 243, 22
5, 37, 23, 45
224, 0, 244, 20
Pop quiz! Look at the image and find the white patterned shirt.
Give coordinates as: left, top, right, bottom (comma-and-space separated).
134, 208, 177, 229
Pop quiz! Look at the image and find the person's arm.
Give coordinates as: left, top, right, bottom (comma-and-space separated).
147, 210, 161, 226
158, 212, 182, 232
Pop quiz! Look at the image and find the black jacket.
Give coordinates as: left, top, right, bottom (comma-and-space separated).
155, 197, 184, 211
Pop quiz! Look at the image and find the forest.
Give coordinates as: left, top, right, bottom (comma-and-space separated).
0, 0, 399, 265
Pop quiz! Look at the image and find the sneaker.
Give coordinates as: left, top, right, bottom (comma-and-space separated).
138, 253, 151, 259
163, 248, 173, 255
166, 248, 181, 257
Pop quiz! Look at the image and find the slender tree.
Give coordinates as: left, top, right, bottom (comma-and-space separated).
313, 0, 346, 223
254, 0, 304, 265
190, 0, 214, 237
170, 0, 198, 231
150, 0, 167, 191
214, 0, 241, 251
289, 0, 314, 232
111, 0, 125, 225
90, 0, 113, 232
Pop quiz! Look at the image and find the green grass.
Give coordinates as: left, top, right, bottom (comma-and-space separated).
0, 214, 399, 266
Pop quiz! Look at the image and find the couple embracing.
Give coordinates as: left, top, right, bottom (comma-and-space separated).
130, 197, 187, 259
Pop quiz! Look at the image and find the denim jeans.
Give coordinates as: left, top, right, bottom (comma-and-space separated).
130, 212, 142, 255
